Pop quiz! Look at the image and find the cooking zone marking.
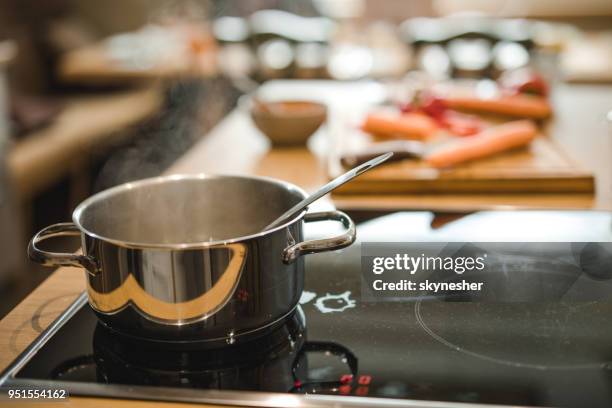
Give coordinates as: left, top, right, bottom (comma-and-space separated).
314, 291, 356, 313
414, 300, 609, 371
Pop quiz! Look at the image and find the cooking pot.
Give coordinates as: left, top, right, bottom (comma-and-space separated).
28, 174, 356, 344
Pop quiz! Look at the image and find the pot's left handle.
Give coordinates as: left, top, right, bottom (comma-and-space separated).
283, 210, 356, 264
28, 223, 99, 276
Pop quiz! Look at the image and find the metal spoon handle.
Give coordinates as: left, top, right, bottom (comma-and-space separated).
263, 152, 393, 231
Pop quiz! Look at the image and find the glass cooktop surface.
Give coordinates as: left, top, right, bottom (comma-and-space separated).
5, 212, 612, 408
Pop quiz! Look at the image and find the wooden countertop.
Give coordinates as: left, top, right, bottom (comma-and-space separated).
59, 43, 217, 85
1, 79, 611, 407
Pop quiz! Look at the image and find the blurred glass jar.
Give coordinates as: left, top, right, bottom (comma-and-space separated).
294, 43, 328, 79
256, 39, 295, 79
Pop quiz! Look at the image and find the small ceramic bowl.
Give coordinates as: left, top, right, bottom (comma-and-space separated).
250, 99, 327, 146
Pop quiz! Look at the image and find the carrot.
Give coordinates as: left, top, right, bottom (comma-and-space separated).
425, 120, 538, 168
362, 112, 438, 140
443, 94, 552, 119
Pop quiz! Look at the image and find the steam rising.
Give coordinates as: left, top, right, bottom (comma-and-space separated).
94, 78, 239, 192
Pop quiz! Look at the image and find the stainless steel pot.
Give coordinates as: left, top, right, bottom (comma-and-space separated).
28, 174, 356, 344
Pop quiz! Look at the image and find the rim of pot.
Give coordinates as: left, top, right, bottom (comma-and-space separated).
72, 173, 309, 250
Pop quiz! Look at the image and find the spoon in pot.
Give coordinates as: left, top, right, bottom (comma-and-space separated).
262, 152, 393, 231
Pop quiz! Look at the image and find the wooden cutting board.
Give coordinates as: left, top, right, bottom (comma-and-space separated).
330, 129, 595, 195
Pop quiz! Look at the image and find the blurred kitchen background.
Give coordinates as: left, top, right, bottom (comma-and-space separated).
1, 0, 612, 317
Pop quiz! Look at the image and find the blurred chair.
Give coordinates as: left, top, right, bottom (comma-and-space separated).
0, 41, 24, 288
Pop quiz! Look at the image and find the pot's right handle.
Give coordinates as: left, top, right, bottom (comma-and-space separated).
283, 210, 356, 264
28, 222, 99, 276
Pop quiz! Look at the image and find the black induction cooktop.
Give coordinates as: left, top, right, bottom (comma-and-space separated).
3, 211, 612, 408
